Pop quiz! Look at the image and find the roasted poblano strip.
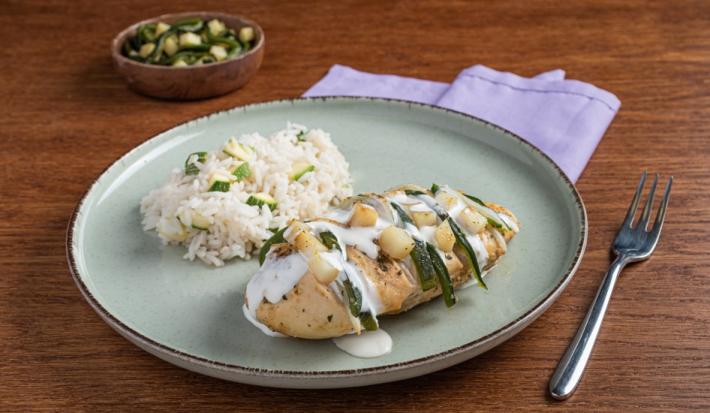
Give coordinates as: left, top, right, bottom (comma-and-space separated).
390, 202, 437, 291
343, 279, 362, 317
319, 231, 341, 251
359, 312, 378, 331
449, 219, 486, 289
417, 188, 487, 289
174, 18, 204, 32
462, 192, 510, 230
426, 242, 456, 307
343, 280, 378, 331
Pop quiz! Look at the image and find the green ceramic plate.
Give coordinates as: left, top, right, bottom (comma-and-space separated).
68, 97, 586, 388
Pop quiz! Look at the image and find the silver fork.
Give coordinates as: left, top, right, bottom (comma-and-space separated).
549, 172, 673, 400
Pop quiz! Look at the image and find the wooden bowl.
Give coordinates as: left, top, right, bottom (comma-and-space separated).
111, 12, 264, 100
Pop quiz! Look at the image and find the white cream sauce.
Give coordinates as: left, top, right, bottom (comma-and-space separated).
332, 329, 393, 358
324, 207, 354, 224
305, 220, 384, 259
244, 251, 308, 321
499, 213, 519, 233
466, 234, 489, 268
340, 260, 384, 315
409, 202, 431, 213
491, 228, 508, 253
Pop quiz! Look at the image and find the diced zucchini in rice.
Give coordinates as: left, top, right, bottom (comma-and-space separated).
223, 138, 255, 161
208, 174, 231, 192
157, 217, 188, 241
139, 124, 353, 266
289, 162, 315, 181
246, 192, 277, 210
190, 211, 210, 230
230, 162, 251, 181
184, 151, 207, 175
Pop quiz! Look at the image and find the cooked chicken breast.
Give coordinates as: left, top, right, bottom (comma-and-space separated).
244, 184, 519, 339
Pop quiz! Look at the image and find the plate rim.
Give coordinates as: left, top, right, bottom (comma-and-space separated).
66, 96, 587, 380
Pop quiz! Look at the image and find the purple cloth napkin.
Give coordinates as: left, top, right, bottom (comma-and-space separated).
303, 64, 620, 182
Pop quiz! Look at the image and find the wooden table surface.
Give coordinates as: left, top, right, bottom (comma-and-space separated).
2, 0, 709, 411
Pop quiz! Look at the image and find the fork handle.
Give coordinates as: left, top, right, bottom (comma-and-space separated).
549, 255, 627, 400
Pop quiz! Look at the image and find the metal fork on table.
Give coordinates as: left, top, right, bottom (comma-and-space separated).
549, 172, 673, 400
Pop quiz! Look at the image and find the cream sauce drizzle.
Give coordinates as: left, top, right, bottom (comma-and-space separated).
332, 329, 393, 358
499, 213, 519, 233
305, 220, 385, 259
323, 207, 354, 224
244, 252, 308, 333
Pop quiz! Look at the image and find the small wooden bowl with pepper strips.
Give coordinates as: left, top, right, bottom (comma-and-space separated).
112, 11, 264, 100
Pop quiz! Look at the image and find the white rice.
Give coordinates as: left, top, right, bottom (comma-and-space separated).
140, 123, 353, 266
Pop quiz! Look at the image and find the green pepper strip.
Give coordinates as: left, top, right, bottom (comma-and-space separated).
179, 44, 211, 52
148, 29, 175, 63
258, 227, 287, 265
342, 280, 379, 331
426, 242, 456, 307
359, 312, 378, 331
342, 280, 361, 316
170, 51, 206, 64
461, 193, 510, 231
415, 190, 487, 290
449, 218, 487, 289
174, 18, 204, 32
390, 201, 414, 226
184, 152, 207, 175
208, 181, 230, 192
390, 202, 437, 291
319, 231, 340, 251
411, 240, 438, 291
207, 31, 242, 56
137, 23, 157, 43
122, 40, 133, 56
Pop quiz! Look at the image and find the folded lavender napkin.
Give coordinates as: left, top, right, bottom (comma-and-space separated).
303, 64, 620, 182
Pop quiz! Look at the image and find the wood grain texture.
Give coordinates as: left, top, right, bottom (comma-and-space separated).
1, 0, 709, 411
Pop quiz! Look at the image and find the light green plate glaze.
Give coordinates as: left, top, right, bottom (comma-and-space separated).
68, 97, 586, 388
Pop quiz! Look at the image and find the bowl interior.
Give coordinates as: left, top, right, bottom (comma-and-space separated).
111, 11, 264, 69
